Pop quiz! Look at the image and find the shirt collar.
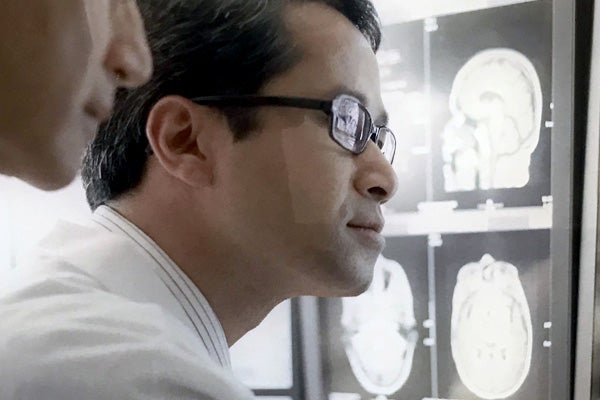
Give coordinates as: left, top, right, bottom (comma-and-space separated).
91, 205, 231, 368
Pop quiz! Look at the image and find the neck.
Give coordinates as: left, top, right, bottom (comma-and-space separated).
111, 196, 286, 346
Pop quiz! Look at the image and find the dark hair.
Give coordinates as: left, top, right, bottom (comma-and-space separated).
82, 0, 382, 210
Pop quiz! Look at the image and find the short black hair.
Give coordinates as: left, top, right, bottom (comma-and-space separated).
82, 0, 382, 210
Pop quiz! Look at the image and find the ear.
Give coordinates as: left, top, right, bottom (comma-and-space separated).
145, 95, 223, 188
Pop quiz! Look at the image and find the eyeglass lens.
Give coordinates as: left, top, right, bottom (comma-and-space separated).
332, 96, 395, 163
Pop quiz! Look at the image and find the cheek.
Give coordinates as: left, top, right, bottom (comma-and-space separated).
84, 0, 111, 47
0, 2, 93, 134
279, 123, 352, 225
80, 0, 111, 84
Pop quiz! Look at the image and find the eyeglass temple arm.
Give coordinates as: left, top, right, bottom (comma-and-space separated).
190, 95, 333, 114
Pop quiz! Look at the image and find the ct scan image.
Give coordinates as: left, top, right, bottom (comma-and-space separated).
430, 1, 552, 209
434, 230, 550, 400
341, 255, 419, 397
321, 236, 431, 400
451, 254, 533, 399
442, 48, 543, 193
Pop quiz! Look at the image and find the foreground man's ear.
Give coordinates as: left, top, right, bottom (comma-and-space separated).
145, 95, 222, 188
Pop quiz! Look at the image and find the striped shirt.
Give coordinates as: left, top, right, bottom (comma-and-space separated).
0, 206, 255, 399
92, 205, 231, 368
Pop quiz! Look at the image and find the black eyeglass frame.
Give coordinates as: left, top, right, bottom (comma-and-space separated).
190, 93, 396, 163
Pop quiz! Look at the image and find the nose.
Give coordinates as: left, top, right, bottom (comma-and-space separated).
104, 0, 153, 87
353, 141, 399, 204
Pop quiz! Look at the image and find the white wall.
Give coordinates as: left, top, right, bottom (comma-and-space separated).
0, 175, 91, 274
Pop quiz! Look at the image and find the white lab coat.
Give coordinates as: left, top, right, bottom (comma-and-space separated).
0, 207, 255, 400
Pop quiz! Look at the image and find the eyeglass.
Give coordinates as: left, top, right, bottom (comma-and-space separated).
190, 94, 397, 164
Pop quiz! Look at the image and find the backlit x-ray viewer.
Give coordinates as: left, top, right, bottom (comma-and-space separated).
442, 48, 543, 192
341, 255, 418, 398
451, 254, 533, 399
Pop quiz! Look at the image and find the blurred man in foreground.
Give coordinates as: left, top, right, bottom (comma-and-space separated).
0, 0, 152, 190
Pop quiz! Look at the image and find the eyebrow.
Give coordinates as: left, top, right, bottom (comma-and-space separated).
328, 85, 389, 126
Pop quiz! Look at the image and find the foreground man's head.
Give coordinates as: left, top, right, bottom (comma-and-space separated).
83, 0, 398, 301
0, 0, 153, 190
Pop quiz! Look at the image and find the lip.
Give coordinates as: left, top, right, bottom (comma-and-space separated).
347, 219, 384, 234
347, 224, 385, 249
84, 83, 115, 123
84, 100, 113, 123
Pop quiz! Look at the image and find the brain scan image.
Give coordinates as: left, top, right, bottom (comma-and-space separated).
451, 254, 533, 399
442, 48, 543, 192
341, 255, 419, 397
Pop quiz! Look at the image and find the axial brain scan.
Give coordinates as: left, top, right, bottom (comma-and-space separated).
341, 255, 418, 396
451, 254, 533, 399
442, 48, 543, 192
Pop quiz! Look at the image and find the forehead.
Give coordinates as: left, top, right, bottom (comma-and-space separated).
263, 2, 384, 116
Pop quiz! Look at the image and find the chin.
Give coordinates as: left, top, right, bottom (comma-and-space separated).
317, 259, 377, 298
342, 275, 374, 297
297, 236, 380, 297
19, 153, 80, 191
23, 169, 77, 191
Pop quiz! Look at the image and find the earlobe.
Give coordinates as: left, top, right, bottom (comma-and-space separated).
145, 95, 216, 188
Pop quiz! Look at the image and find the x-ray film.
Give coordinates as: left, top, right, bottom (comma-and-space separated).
430, 1, 552, 209
372, 0, 538, 25
321, 237, 430, 400
443, 49, 543, 192
435, 231, 550, 400
341, 255, 419, 396
378, 21, 428, 213
451, 254, 532, 399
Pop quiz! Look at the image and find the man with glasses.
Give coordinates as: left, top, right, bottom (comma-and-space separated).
188, 94, 396, 162
0, 0, 398, 398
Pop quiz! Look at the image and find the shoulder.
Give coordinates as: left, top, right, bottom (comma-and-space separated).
0, 268, 253, 400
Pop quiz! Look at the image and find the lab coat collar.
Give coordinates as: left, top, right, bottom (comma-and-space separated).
90, 205, 232, 368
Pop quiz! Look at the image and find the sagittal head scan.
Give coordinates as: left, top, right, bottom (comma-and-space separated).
442, 48, 543, 192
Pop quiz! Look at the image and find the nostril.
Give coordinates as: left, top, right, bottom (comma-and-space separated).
114, 68, 127, 82
368, 186, 387, 200
106, 42, 152, 88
